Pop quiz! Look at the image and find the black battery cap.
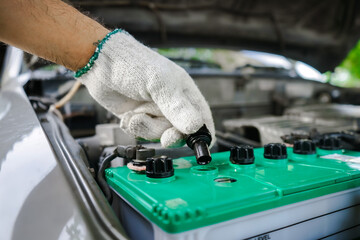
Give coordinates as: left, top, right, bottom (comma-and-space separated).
230, 145, 255, 165
146, 156, 174, 178
293, 139, 316, 155
318, 136, 341, 150
264, 143, 287, 159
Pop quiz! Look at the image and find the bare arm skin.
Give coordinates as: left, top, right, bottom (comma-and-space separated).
0, 0, 109, 71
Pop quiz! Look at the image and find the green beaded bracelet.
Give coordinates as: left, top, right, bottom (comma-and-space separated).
75, 29, 126, 78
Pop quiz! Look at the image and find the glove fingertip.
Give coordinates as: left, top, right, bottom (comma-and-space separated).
120, 112, 172, 140
161, 127, 186, 148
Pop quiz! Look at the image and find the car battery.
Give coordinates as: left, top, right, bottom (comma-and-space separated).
106, 141, 360, 240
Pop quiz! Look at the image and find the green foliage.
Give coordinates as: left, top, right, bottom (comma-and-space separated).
327, 40, 360, 88
341, 40, 360, 79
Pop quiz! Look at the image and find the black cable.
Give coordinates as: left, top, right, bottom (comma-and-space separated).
97, 152, 117, 203
97, 145, 142, 204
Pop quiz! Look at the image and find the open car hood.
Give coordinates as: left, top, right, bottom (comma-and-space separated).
72, 0, 360, 72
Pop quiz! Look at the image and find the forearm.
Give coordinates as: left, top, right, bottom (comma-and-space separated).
0, 0, 109, 71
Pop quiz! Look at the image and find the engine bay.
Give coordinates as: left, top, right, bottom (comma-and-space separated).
2, 1, 360, 238
22, 50, 360, 239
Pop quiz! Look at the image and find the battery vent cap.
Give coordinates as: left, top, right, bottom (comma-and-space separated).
146, 156, 174, 178
318, 137, 341, 150
293, 140, 316, 155
264, 143, 287, 159
230, 145, 255, 165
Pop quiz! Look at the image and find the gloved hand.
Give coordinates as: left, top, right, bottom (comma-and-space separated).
77, 29, 215, 147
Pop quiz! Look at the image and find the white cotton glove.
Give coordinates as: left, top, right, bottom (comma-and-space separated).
77, 29, 215, 148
